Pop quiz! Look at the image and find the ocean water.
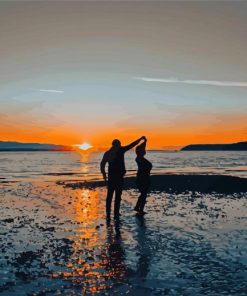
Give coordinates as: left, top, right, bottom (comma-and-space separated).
0, 150, 247, 182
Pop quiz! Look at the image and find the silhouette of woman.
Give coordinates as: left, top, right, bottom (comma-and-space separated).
134, 137, 152, 215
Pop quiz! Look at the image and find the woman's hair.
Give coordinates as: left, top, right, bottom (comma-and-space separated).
136, 141, 146, 156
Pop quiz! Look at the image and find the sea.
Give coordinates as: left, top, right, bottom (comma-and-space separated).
0, 150, 247, 182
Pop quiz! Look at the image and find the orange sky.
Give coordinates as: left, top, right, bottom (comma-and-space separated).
1, 111, 246, 150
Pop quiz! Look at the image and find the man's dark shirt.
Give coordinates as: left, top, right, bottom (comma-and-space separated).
100, 139, 141, 181
102, 146, 129, 179
108, 147, 129, 178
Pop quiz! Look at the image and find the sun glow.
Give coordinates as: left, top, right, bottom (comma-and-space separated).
77, 142, 93, 151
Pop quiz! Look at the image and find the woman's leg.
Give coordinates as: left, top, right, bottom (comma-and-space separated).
134, 193, 143, 211
139, 191, 148, 213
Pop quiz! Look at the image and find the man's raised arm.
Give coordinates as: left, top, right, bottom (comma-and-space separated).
100, 152, 108, 181
122, 136, 145, 152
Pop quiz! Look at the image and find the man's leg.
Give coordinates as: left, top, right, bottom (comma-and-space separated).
106, 185, 114, 219
114, 178, 123, 219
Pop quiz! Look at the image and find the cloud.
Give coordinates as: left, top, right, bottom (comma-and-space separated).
134, 77, 247, 87
30, 88, 64, 94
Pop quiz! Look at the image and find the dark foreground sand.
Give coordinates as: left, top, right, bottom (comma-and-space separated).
60, 174, 247, 194
0, 176, 246, 295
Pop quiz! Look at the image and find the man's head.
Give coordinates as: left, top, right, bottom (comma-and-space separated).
112, 139, 121, 149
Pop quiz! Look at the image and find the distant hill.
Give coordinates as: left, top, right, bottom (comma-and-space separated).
181, 141, 247, 151
0, 141, 73, 151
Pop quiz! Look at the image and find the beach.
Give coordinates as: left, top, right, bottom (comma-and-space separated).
0, 151, 247, 295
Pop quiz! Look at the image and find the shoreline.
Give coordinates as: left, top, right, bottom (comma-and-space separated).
58, 174, 247, 194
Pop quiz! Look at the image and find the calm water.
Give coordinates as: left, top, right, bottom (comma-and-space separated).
0, 151, 247, 182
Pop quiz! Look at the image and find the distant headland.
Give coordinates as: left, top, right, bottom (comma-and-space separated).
1, 141, 247, 152
0, 141, 73, 152
181, 141, 247, 151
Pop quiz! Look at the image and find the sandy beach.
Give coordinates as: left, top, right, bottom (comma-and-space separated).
1, 175, 246, 295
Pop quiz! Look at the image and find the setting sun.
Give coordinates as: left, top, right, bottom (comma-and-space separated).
77, 142, 93, 151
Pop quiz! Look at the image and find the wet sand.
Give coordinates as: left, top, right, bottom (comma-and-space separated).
60, 174, 247, 194
0, 178, 246, 295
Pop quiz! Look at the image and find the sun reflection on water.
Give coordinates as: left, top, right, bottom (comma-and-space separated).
50, 186, 127, 294
78, 150, 91, 180
48, 148, 128, 293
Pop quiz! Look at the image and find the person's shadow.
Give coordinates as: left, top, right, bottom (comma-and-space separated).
102, 220, 126, 283
134, 215, 151, 279
101, 217, 152, 294
106, 216, 151, 280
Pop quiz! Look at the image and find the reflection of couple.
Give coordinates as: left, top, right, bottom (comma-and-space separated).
100, 136, 152, 221
101, 216, 151, 288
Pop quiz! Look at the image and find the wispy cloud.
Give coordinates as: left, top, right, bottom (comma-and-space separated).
134, 77, 247, 87
30, 88, 64, 94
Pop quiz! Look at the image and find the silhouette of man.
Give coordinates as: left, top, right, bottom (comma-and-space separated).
100, 136, 146, 220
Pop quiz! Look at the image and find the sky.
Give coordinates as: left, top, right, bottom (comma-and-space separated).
0, 1, 247, 149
